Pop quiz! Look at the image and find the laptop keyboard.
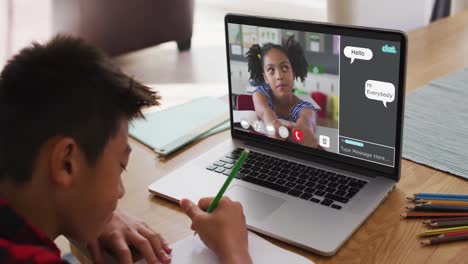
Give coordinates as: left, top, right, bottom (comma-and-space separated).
206, 148, 368, 210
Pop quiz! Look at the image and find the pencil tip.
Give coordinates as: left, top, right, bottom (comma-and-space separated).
421, 240, 430, 246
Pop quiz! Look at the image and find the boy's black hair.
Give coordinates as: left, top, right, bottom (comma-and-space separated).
0, 35, 160, 183
246, 36, 308, 86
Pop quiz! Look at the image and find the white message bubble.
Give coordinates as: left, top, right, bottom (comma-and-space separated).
344, 46, 373, 64
365, 80, 395, 108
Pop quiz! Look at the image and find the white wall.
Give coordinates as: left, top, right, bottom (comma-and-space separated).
0, 0, 53, 69
452, 0, 468, 14
0, 1, 8, 70
198, 0, 327, 21
198, 0, 444, 33
327, 0, 434, 31
11, 0, 52, 52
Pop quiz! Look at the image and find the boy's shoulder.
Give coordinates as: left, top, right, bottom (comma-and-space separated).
0, 239, 65, 263
0, 197, 65, 264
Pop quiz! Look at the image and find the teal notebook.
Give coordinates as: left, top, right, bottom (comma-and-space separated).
129, 97, 229, 156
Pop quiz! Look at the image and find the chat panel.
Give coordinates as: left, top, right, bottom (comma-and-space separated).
339, 36, 401, 167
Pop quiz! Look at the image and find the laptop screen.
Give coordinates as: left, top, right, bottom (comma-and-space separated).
226, 15, 406, 176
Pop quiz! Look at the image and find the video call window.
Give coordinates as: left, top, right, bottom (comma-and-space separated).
228, 23, 400, 168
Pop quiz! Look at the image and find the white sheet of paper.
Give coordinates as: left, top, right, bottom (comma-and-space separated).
135, 231, 314, 264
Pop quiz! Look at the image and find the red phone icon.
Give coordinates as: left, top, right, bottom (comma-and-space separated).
292, 129, 303, 142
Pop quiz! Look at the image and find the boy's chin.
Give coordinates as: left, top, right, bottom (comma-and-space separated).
65, 229, 97, 244
84, 215, 114, 241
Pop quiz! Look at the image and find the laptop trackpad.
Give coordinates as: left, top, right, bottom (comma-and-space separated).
226, 185, 285, 222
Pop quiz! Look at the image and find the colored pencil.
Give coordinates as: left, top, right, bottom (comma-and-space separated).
437, 230, 468, 238
401, 212, 468, 219
430, 220, 468, 227
411, 196, 468, 202
414, 193, 468, 199
411, 193, 468, 202
415, 200, 468, 206
406, 204, 468, 212
421, 226, 468, 236
423, 217, 468, 224
193, 149, 249, 236
206, 149, 249, 213
421, 233, 468, 246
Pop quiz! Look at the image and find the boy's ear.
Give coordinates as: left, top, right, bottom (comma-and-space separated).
49, 137, 80, 188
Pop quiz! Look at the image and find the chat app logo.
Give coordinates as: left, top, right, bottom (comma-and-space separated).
382, 44, 397, 54
344, 46, 373, 64
365, 80, 395, 108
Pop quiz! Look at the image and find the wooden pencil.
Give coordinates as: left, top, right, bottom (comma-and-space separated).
401, 212, 468, 219
423, 217, 468, 224
415, 200, 468, 206
411, 196, 468, 202
438, 230, 468, 238
430, 220, 468, 227
414, 193, 468, 199
421, 226, 468, 236
406, 204, 468, 212
421, 234, 468, 246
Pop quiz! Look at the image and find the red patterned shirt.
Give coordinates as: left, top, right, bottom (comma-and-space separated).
0, 196, 66, 263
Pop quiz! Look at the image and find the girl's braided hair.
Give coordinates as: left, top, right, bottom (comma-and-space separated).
246, 36, 308, 85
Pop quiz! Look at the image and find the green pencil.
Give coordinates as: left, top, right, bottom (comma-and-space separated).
194, 149, 249, 236
207, 149, 249, 213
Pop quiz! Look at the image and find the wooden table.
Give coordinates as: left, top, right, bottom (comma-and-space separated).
73, 11, 468, 263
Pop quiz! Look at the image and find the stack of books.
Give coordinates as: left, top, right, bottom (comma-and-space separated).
401, 193, 468, 246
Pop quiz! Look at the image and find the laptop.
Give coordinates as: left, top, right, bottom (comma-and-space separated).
149, 14, 407, 256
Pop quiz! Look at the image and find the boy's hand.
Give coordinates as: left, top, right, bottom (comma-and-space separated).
180, 197, 252, 264
87, 209, 172, 264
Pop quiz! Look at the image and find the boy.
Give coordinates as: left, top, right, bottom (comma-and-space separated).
0, 36, 252, 264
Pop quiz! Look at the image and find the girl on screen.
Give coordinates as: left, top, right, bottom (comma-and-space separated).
247, 36, 318, 148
